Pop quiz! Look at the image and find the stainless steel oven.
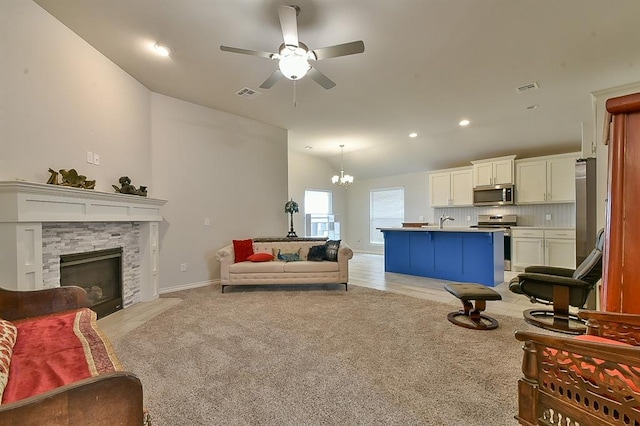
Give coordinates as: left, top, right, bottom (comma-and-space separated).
469, 214, 517, 271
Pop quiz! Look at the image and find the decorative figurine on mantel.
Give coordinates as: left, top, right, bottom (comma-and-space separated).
46, 168, 96, 189
112, 176, 148, 197
284, 198, 299, 238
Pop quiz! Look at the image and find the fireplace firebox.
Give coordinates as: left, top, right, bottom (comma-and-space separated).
60, 247, 123, 318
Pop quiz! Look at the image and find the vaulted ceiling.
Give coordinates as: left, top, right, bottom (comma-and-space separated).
33, 0, 640, 179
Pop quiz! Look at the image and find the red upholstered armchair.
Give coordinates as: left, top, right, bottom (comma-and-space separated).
514, 310, 640, 425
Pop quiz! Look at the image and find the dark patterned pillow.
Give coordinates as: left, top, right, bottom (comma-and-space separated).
307, 244, 327, 261
324, 240, 341, 262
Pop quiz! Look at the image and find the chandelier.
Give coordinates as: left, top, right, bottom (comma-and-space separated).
331, 145, 354, 186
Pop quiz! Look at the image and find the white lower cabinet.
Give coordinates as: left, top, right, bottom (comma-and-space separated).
512, 228, 576, 271
544, 229, 576, 269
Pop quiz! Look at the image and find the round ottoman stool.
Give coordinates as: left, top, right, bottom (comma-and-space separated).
444, 283, 502, 330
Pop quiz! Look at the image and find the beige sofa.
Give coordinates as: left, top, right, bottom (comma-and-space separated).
216, 239, 353, 293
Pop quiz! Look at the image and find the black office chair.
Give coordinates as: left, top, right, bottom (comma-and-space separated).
509, 228, 604, 334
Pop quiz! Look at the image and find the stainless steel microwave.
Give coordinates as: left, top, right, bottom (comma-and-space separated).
473, 184, 515, 206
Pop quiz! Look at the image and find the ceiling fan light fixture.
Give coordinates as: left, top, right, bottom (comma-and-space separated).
278, 46, 310, 80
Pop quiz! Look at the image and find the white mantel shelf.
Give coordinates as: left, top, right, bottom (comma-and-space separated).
0, 181, 167, 223
0, 181, 166, 300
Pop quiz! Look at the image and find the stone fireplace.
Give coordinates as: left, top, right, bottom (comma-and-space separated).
0, 181, 166, 307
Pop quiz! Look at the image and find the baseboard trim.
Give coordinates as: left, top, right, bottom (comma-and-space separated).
159, 279, 218, 294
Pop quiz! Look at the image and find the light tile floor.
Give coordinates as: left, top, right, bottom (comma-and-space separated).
348, 252, 533, 319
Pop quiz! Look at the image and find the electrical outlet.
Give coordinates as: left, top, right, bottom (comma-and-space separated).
204, 217, 210, 226
180, 263, 187, 272
86, 151, 93, 164
545, 214, 552, 221
466, 216, 471, 221
93, 153, 100, 165
418, 215, 424, 221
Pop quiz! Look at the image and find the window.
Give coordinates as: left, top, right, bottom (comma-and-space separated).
304, 190, 340, 239
370, 187, 404, 244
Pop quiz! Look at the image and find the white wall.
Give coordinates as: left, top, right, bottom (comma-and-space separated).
287, 151, 347, 240
0, 0, 152, 191
151, 94, 288, 290
1, 0, 289, 295
591, 82, 640, 231
345, 172, 430, 254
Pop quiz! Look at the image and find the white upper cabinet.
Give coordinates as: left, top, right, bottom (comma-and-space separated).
429, 167, 473, 207
515, 153, 578, 204
471, 155, 516, 186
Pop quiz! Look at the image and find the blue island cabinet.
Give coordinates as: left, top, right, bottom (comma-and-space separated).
381, 229, 504, 286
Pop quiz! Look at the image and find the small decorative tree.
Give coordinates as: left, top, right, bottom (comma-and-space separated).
284, 199, 299, 238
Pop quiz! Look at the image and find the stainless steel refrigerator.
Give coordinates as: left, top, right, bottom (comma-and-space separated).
575, 158, 597, 265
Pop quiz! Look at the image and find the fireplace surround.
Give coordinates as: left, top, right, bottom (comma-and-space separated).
0, 181, 166, 307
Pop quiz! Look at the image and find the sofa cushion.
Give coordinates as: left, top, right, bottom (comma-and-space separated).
283, 261, 340, 273
0, 318, 17, 402
233, 239, 254, 263
273, 248, 301, 262
229, 261, 286, 274
307, 244, 327, 261
324, 240, 341, 261
247, 252, 274, 262
4, 308, 121, 404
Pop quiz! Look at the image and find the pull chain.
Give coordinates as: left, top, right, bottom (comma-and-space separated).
293, 80, 297, 107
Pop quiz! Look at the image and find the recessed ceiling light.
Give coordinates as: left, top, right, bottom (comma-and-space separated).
305, 146, 313, 149
526, 104, 539, 110
408, 132, 418, 138
152, 43, 171, 57
459, 119, 470, 127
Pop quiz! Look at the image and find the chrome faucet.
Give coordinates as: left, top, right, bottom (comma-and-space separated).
439, 215, 455, 229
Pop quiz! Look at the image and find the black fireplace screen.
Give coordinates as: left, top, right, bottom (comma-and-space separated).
60, 247, 123, 318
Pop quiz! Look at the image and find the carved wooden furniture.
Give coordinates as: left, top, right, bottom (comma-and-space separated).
0, 286, 147, 425
509, 229, 604, 334
514, 310, 640, 425
602, 92, 640, 313
444, 283, 502, 330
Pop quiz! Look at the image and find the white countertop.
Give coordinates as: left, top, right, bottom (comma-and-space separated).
378, 227, 506, 233
512, 226, 575, 230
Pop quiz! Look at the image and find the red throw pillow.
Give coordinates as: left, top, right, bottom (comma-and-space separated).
233, 239, 254, 263
247, 253, 274, 262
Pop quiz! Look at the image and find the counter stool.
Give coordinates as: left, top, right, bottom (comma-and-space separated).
444, 283, 502, 330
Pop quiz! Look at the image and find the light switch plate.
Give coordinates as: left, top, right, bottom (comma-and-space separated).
86, 151, 93, 164
93, 153, 100, 165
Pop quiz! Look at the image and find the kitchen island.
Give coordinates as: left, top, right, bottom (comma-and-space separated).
379, 227, 504, 286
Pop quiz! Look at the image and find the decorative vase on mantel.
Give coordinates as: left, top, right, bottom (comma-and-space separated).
284, 199, 299, 238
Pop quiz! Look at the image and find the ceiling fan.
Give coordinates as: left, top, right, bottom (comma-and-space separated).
220, 5, 365, 90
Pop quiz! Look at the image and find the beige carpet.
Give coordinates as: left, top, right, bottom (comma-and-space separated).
113, 284, 542, 425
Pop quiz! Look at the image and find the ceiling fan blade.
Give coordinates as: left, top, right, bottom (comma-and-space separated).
220, 45, 275, 59
308, 67, 336, 90
311, 40, 365, 60
278, 5, 299, 47
259, 69, 284, 89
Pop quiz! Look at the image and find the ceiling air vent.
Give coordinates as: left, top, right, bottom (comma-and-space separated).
235, 87, 261, 100
516, 82, 539, 94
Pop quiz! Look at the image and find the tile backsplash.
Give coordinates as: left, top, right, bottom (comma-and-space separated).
434, 203, 575, 228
